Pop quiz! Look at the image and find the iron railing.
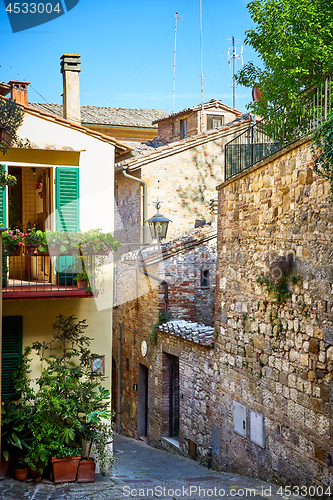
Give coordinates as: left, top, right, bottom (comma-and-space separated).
3, 253, 95, 298
225, 73, 333, 181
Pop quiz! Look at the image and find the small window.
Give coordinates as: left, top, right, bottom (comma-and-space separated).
179, 119, 188, 139
126, 358, 129, 370
201, 270, 209, 287
207, 115, 224, 130
2, 316, 22, 400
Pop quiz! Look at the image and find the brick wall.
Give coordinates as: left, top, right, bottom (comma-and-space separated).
113, 228, 216, 450
214, 138, 333, 487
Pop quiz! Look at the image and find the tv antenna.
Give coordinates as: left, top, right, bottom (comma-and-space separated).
172, 11, 184, 113
227, 36, 243, 109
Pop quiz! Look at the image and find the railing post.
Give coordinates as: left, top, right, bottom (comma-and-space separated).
324, 76, 328, 121
251, 126, 253, 168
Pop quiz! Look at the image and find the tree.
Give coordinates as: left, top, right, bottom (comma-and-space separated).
236, 0, 333, 117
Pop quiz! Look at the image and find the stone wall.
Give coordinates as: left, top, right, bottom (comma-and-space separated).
116, 121, 250, 242
214, 138, 333, 488
149, 330, 214, 460
113, 227, 216, 446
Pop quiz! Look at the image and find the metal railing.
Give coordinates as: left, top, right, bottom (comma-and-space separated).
3, 253, 95, 298
225, 73, 333, 181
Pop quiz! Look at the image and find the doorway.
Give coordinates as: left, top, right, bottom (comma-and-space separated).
162, 353, 179, 438
138, 364, 149, 439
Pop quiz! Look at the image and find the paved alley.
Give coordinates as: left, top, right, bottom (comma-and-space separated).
0, 434, 314, 500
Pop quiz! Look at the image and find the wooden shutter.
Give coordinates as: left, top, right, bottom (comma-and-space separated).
55, 167, 79, 231
0, 165, 7, 226
2, 316, 22, 400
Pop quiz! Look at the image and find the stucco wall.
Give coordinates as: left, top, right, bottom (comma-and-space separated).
3, 299, 112, 397
16, 112, 115, 233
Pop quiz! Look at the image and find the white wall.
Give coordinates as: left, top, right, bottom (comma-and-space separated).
17, 112, 115, 233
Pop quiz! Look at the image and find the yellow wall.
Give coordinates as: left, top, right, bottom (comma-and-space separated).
3, 298, 112, 397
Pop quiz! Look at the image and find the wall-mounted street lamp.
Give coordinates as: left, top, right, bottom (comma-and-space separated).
146, 200, 172, 241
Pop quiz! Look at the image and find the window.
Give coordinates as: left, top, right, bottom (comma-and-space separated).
201, 269, 209, 287
2, 316, 22, 400
207, 115, 224, 130
179, 119, 188, 139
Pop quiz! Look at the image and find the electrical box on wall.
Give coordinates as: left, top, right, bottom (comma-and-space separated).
250, 410, 265, 448
233, 401, 247, 437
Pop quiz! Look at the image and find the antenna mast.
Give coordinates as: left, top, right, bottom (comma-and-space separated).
172, 12, 184, 113
227, 36, 243, 109
200, 0, 204, 132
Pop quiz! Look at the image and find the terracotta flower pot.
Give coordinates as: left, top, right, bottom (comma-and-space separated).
0, 457, 11, 480
24, 244, 38, 255
14, 467, 28, 481
77, 459, 95, 483
51, 455, 81, 483
76, 278, 88, 289
28, 466, 42, 479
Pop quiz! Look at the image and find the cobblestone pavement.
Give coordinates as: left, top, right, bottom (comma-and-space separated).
0, 434, 312, 500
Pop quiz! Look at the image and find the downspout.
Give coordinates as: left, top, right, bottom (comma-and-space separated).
118, 324, 122, 434
138, 260, 169, 316
122, 167, 148, 244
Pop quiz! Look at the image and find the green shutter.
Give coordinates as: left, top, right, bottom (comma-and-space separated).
0, 165, 7, 226
55, 167, 79, 231
2, 316, 22, 400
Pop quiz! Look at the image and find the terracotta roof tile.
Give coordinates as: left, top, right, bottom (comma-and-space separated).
158, 319, 214, 346
28, 103, 168, 128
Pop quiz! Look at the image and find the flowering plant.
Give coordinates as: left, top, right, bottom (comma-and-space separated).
3, 229, 26, 255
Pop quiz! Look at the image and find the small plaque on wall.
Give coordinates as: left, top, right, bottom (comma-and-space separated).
250, 410, 265, 448
233, 401, 247, 437
91, 355, 105, 375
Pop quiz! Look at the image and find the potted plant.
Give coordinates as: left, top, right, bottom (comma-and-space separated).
0, 401, 32, 479
14, 314, 112, 483
24, 229, 48, 255
2, 229, 25, 256
14, 459, 29, 481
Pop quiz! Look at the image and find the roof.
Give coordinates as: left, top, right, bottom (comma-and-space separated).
158, 319, 214, 346
120, 223, 216, 265
29, 103, 168, 129
2, 97, 131, 156
118, 113, 252, 170
153, 99, 242, 124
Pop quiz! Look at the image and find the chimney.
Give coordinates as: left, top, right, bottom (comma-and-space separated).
8, 80, 30, 105
60, 53, 81, 124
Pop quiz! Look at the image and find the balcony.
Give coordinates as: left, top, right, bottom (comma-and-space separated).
3, 252, 95, 300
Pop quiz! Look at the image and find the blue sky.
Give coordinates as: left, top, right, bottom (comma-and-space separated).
0, 0, 260, 113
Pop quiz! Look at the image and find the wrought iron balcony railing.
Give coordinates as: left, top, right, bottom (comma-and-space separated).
225, 73, 333, 181
3, 253, 95, 300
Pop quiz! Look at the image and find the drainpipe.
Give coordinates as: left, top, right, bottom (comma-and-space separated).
138, 258, 169, 316
118, 324, 122, 434
122, 167, 148, 244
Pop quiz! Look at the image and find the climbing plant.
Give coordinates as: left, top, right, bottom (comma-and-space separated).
311, 114, 333, 201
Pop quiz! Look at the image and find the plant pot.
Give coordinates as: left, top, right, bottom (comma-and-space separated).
28, 466, 42, 479
0, 457, 11, 480
51, 455, 81, 483
24, 244, 38, 255
14, 467, 28, 481
10, 247, 22, 256
77, 459, 95, 483
76, 278, 88, 289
